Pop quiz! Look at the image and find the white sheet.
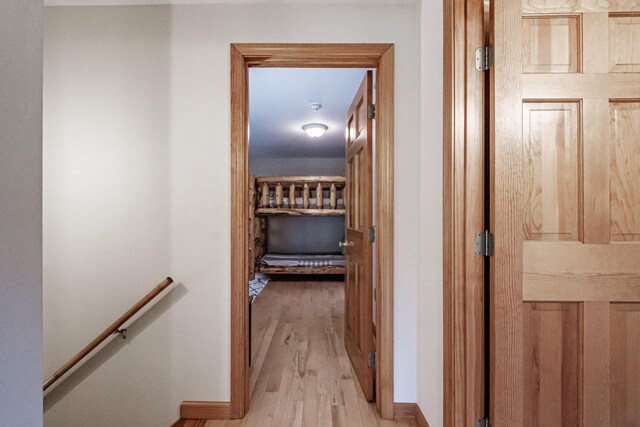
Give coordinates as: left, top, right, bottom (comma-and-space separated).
261, 253, 345, 267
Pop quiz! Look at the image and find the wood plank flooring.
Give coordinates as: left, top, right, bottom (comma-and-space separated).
177, 280, 416, 427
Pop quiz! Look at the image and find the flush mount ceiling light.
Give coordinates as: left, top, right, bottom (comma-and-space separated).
302, 123, 328, 138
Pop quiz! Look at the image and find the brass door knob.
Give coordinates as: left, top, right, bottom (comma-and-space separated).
339, 240, 355, 248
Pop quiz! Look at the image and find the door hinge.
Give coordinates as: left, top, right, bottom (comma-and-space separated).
475, 230, 494, 257
368, 351, 376, 368
367, 103, 376, 120
368, 225, 376, 243
475, 46, 494, 71
475, 418, 492, 427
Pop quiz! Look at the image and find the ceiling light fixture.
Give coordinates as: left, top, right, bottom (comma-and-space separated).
302, 123, 328, 138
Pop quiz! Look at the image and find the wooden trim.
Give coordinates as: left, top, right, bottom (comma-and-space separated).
256, 176, 345, 185
416, 403, 431, 427
169, 418, 187, 427
249, 173, 256, 281
233, 43, 392, 68
256, 208, 345, 217
393, 402, 431, 427
230, 43, 395, 420
170, 418, 205, 427
442, 0, 455, 420
180, 401, 231, 419
375, 44, 395, 420
463, 0, 486, 423
257, 265, 345, 275
230, 43, 249, 419
394, 402, 418, 419
43, 277, 174, 391
443, 0, 487, 425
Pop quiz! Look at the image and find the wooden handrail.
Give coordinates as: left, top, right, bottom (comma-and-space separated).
255, 176, 345, 186
43, 277, 174, 391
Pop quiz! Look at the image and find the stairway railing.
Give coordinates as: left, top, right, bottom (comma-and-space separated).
43, 277, 175, 392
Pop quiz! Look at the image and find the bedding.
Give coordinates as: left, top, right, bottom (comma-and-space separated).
249, 273, 269, 298
261, 253, 345, 267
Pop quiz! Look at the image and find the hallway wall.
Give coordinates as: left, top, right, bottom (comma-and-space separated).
43, 3, 435, 426
417, 0, 445, 425
43, 8, 174, 426
0, 1, 44, 425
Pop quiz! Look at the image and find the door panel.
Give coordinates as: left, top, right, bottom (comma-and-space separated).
492, 0, 640, 425
343, 71, 374, 401
610, 16, 640, 72
522, 16, 581, 74
610, 101, 640, 241
610, 303, 640, 424
522, 101, 580, 241
523, 303, 580, 427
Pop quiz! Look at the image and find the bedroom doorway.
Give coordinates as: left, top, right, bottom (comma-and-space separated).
249, 68, 375, 414
230, 44, 395, 421
246, 66, 376, 417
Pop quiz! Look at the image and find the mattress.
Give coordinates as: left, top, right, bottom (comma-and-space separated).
261, 253, 345, 267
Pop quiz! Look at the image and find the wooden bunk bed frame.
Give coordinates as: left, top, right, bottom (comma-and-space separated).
249, 175, 346, 276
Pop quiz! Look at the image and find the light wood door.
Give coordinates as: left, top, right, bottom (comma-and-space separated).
343, 71, 374, 402
492, 1, 640, 426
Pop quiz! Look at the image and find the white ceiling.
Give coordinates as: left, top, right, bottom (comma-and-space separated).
249, 68, 370, 159
45, 0, 415, 5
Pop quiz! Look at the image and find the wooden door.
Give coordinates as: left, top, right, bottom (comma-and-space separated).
343, 70, 374, 401
492, 0, 640, 425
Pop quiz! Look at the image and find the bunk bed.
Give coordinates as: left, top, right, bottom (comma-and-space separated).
249, 175, 346, 277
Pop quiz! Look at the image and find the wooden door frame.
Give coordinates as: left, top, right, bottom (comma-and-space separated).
230, 43, 395, 420
443, 0, 487, 426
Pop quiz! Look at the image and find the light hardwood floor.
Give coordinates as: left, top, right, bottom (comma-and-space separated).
178, 280, 416, 427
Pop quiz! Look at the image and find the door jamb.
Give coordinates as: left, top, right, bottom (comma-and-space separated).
443, 0, 487, 426
230, 43, 395, 420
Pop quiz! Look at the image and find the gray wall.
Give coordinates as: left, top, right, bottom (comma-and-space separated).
0, 1, 44, 425
249, 156, 345, 176
267, 217, 344, 254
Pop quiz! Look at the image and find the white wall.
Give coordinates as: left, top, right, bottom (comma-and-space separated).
0, 1, 44, 425
417, 0, 444, 425
43, 7, 175, 426
44, 3, 428, 426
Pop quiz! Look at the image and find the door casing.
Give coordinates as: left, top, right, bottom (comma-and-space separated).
229, 43, 395, 419
443, 0, 487, 426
